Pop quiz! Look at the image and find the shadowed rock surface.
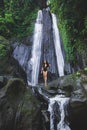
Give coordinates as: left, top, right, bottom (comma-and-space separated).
0, 78, 43, 130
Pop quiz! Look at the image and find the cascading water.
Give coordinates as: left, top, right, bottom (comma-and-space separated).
52, 14, 64, 76
30, 10, 64, 86
13, 9, 64, 85
48, 95, 71, 130
29, 10, 43, 86
13, 8, 71, 130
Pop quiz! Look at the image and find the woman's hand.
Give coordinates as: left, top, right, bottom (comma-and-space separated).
49, 64, 51, 66
41, 68, 43, 74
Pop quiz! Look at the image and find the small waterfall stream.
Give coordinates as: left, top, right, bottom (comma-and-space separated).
38, 88, 71, 130
48, 95, 71, 130
52, 14, 64, 76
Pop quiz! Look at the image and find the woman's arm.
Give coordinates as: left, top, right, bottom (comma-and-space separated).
41, 67, 43, 74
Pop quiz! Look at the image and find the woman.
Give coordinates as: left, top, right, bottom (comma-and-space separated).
41, 60, 50, 86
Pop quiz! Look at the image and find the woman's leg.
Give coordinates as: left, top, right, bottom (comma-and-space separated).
44, 75, 47, 86
43, 71, 47, 86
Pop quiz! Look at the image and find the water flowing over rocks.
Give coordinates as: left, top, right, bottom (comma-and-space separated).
0, 69, 87, 130
34, 71, 87, 130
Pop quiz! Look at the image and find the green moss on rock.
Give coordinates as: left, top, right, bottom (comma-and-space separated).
0, 36, 10, 58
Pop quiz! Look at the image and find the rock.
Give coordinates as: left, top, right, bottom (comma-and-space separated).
0, 78, 41, 130
0, 36, 10, 57
38, 0, 47, 9
0, 76, 4, 89
69, 98, 87, 130
0, 36, 27, 83
41, 110, 49, 122
12, 43, 32, 83
5, 78, 26, 104
0, 56, 27, 83
0, 76, 11, 89
0, 78, 26, 130
37, 73, 87, 130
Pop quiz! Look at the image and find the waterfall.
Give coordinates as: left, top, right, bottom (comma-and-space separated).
13, 9, 65, 85
48, 95, 71, 130
29, 10, 43, 86
52, 14, 64, 76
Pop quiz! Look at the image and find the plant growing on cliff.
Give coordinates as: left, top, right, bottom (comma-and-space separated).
0, 0, 38, 39
0, 36, 10, 58
50, 0, 87, 65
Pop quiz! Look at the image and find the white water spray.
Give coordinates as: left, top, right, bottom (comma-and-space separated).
52, 14, 64, 76
48, 95, 71, 130
30, 10, 43, 86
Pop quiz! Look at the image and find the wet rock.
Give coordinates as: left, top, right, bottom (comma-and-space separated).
0, 39, 27, 83
0, 76, 4, 89
40, 9, 58, 75
12, 43, 32, 83
37, 73, 87, 130
53, 102, 60, 127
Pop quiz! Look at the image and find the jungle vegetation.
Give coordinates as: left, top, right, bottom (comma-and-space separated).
0, 0, 87, 64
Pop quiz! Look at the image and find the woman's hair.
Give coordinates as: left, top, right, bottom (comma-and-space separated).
43, 60, 49, 67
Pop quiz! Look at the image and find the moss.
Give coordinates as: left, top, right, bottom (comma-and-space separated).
84, 67, 87, 75
0, 36, 10, 58
81, 78, 87, 83
4, 78, 26, 106
76, 71, 81, 77
20, 89, 40, 116
6, 78, 26, 93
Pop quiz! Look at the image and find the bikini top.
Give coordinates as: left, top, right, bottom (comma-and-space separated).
43, 63, 49, 71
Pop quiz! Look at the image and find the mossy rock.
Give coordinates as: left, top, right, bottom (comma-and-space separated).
14, 89, 41, 130
0, 36, 10, 58
0, 36, 12, 74
0, 37, 27, 82
5, 78, 26, 104
0, 78, 41, 130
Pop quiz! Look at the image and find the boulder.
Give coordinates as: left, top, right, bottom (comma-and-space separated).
0, 78, 41, 130
0, 36, 27, 83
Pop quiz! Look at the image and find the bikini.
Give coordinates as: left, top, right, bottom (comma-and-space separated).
43, 63, 49, 72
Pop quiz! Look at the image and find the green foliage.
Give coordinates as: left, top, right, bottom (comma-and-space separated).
13, 8, 38, 39
50, 0, 87, 64
0, 36, 10, 58
0, 0, 38, 39
84, 67, 87, 71
76, 71, 81, 77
